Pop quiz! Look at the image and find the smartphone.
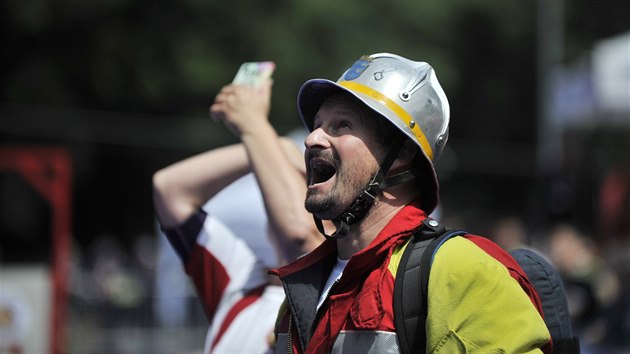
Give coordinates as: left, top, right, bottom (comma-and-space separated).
232, 61, 276, 87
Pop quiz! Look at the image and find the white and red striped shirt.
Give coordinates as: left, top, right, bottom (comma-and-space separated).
161, 175, 284, 353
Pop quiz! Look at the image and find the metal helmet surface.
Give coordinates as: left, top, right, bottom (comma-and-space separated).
297, 53, 450, 213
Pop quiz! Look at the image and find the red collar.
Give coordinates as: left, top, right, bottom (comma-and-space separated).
271, 200, 427, 278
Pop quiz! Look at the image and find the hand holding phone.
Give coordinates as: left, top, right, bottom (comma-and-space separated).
211, 61, 275, 134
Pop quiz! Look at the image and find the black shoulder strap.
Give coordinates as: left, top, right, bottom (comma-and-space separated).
393, 219, 468, 354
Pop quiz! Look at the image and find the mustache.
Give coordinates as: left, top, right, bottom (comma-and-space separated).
306, 149, 338, 166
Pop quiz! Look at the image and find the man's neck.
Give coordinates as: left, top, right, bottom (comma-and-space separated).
336, 188, 416, 260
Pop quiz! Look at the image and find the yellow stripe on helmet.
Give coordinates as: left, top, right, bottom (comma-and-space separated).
339, 81, 434, 161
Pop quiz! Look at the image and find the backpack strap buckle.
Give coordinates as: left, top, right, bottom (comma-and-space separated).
416, 218, 446, 240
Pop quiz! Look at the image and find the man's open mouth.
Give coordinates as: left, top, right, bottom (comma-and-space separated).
309, 159, 337, 185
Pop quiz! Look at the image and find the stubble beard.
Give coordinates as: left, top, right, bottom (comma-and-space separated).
305, 164, 375, 221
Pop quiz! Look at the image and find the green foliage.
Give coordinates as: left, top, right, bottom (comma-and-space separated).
2, 0, 628, 139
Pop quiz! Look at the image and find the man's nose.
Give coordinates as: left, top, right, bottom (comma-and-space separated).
304, 127, 330, 150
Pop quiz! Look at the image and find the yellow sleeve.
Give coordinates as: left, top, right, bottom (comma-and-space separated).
426, 237, 550, 353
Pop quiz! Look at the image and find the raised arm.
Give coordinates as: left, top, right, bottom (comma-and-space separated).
152, 143, 250, 229
210, 80, 322, 262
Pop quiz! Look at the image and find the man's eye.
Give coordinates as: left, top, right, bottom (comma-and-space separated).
338, 121, 351, 129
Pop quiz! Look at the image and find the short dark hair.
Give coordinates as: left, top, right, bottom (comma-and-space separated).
370, 112, 405, 147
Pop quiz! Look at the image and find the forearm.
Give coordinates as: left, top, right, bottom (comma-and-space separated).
240, 122, 320, 260
153, 143, 250, 228
210, 80, 321, 260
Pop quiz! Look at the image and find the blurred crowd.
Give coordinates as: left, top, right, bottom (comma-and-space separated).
490, 216, 629, 353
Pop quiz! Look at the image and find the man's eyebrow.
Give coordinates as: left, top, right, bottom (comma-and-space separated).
329, 103, 364, 118
313, 105, 359, 122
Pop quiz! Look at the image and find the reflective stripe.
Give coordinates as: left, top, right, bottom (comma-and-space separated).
331, 330, 400, 354
339, 81, 434, 161
276, 330, 400, 353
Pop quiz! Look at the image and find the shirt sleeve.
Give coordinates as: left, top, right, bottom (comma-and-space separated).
426, 236, 550, 353
161, 209, 269, 321
160, 209, 207, 263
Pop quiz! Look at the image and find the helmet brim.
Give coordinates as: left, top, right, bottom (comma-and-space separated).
297, 78, 342, 131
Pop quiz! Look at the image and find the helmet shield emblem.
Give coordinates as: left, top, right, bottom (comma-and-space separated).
343, 57, 370, 81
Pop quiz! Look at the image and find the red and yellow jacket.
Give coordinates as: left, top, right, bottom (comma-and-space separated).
270, 201, 550, 353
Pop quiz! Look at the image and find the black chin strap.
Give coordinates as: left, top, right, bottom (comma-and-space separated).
314, 139, 421, 239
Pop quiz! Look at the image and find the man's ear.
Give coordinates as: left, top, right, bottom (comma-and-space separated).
391, 140, 419, 172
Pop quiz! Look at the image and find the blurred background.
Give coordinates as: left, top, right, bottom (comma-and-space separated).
0, 0, 628, 353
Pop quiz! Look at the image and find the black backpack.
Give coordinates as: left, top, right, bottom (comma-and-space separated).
393, 219, 580, 354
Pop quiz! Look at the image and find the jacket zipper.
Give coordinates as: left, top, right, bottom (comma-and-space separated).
287, 314, 293, 354
306, 279, 340, 347
288, 272, 343, 353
